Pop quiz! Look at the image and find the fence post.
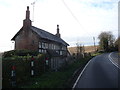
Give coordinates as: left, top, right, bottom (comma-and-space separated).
31, 56, 35, 77
45, 57, 49, 71
11, 65, 16, 87
45, 57, 49, 66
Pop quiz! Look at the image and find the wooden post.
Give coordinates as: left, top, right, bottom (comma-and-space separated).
31, 56, 35, 77
45, 57, 49, 66
45, 57, 49, 71
11, 65, 16, 87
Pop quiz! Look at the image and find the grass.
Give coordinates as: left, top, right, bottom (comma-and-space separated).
91, 52, 101, 57
20, 56, 93, 88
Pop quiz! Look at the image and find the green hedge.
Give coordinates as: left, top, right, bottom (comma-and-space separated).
3, 50, 39, 58
20, 56, 93, 88
2, 54, 46, 88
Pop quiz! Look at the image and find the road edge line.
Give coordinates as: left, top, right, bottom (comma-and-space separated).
108, 52, 120, 69
72, 57, 92, 89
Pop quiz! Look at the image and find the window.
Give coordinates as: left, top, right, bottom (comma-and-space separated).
39, 49, 42, 53
61, 46, 66, 50
53, 44, 56, 50
51, 44, 53, 49
56, 45, 57, 50
39, 42, 42, 48
41, 49, 43, 53
53, 44, 55, 50
57, 45, 60, 50
45, 43, 48, 49
42, 42, 45, 49
44, 50, 46, 53
54, 44, 56, 50
49, 44, 51, 49
60, 51, 62, 55
56, 50, 59, 54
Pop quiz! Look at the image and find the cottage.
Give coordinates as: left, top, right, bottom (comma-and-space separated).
11, 6, 69, 70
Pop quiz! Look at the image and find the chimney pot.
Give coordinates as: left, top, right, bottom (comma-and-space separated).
56, 24, 61, 38
23, 6, 32, 27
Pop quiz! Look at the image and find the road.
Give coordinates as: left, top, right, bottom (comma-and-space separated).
73, 52, 120, 88
109, 52, 120, 69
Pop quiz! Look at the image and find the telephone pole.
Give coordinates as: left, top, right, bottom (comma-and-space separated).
93, 37, 96, 51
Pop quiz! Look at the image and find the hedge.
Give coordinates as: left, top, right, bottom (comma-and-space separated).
2, 54, 47, 88
3, 50, 39, 58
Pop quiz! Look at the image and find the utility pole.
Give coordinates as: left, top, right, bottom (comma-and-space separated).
93, 37, 96, 51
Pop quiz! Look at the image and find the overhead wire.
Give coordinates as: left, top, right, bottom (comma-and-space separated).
61, 0, 94, 46
61, 0, 85, 31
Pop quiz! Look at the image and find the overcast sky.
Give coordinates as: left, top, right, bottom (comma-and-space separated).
0, 0, 119, 52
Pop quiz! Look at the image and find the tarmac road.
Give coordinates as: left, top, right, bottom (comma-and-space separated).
73, 52, 120, 88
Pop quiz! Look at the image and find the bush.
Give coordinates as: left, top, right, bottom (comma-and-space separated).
2, 54, 46, 88
3, 50, 39, 58
20, 55, 93, 88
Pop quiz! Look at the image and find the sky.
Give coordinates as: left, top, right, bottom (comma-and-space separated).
0, 0, 119, 52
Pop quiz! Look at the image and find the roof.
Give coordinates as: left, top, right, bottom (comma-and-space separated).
31, 26, 69, 46
11, 26, 69, 46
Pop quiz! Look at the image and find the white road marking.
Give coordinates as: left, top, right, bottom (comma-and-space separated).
108, 52, 120, 69
72, 53, 119, 89
72, 57, 93, 89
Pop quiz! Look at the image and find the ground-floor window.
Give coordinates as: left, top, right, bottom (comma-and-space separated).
39, 49, 47, 54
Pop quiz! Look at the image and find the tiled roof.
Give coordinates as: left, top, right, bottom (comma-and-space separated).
31, 26, 69, 46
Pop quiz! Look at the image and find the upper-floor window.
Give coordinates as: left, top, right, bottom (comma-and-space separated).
57, 45, 60, 50
49, 44, 51, 49
39, 42, 42, 48
51, 44, 53, 50
60, 51, 62, 55
62, 46, 67, 50
42, 42, 45, 49
52, 44, 54, 49
53, 44, 59, 50
53, 44, 55, 50
45, 43, 48, 49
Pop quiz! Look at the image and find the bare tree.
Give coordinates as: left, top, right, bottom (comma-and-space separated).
76, 42, 85, 58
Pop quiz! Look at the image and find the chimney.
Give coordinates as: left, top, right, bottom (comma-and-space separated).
23, 6, 32, 27
56, 24, 61, 38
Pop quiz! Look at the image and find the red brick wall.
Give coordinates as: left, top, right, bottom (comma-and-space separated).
15, 27, 39, 51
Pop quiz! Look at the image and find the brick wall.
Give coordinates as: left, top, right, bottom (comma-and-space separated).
15, 27, 39, 51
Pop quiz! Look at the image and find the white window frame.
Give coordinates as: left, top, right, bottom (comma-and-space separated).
39, 42, 42, 48
60, 51, 62, 55
39, 49, 42, 53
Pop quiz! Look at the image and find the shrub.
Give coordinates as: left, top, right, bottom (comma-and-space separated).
2, 54, 46, 88
3, 50, 39, 58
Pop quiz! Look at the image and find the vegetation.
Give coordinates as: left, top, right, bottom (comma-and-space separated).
2, 50, 46, 88
98, 31, 116, 52
20, 55, 93, 88
76, 42, 85, 55
2, 49, 101, 88
114, 37, 120, 51
3, 50, 39, 58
